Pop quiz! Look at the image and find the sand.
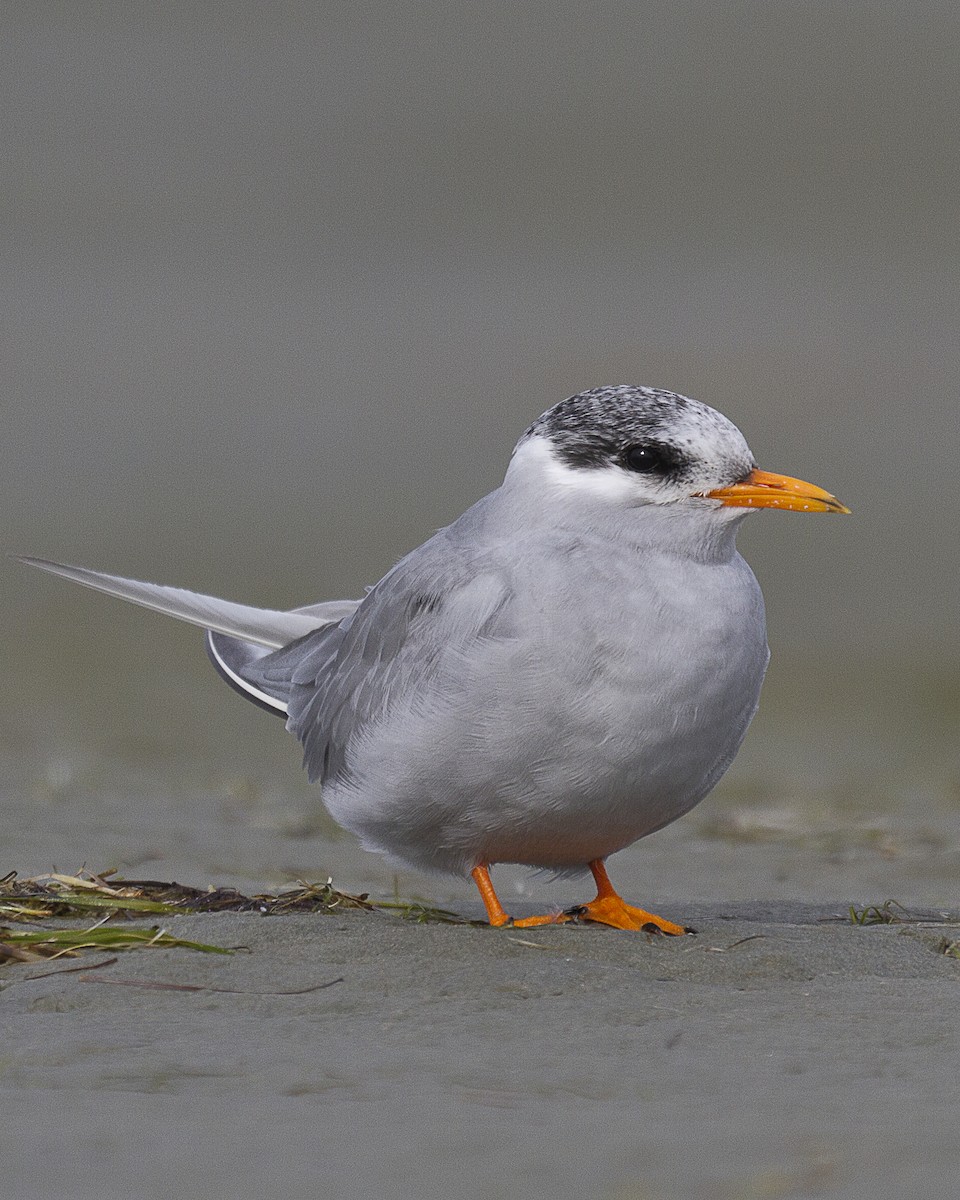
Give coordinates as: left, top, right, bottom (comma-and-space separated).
3, 894, 960, 1200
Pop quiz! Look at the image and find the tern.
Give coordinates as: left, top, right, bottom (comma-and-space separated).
21, 386, 848, 932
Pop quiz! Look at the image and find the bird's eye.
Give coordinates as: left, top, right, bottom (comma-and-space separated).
623, 444, 672, 474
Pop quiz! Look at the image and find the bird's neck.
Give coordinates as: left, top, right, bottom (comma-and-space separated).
496, 470, 750, 566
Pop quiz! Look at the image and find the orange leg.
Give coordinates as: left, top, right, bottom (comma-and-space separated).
471, 863, 568, 927
470, 864, 512, 927
470, 860, 692, 934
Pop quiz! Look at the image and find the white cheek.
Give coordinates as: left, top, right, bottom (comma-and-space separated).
509, 437, 639, 503
542, 459, 638, 502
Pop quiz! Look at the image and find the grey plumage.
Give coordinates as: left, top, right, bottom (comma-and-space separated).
238, 387, 769, 874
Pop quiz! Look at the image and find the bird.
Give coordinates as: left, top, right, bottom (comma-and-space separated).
21, 385, 848, 933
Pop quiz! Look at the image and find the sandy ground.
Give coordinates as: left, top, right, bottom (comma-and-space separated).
3, 893, 960, 1200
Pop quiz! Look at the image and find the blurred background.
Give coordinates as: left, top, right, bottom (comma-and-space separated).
3, 0, 959, 907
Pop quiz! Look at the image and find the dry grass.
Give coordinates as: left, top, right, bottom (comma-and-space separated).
0, 867, 466, 966
0, 919, 233, 964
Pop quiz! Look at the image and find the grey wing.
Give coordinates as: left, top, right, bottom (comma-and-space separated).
206, 598, 362, 717
241, 532, 515, 784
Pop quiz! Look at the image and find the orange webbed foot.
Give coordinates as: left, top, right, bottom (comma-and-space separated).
575, 858, 694, 934
564, 893, 691, 935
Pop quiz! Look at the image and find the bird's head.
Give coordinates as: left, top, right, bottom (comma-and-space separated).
509, 385, 848, 517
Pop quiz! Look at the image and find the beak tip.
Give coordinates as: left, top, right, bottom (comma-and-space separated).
705, 470, 850, 514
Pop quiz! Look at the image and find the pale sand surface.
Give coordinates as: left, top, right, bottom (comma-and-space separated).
3, 898, 960, 1200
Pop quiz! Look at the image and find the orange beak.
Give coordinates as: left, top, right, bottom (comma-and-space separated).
704, 468, 850, 514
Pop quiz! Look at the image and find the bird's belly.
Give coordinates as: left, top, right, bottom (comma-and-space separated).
324, 584, 768, 875
474, 651, 765, 865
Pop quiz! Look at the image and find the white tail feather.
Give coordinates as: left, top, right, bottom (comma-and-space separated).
19, 557, 332, 649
